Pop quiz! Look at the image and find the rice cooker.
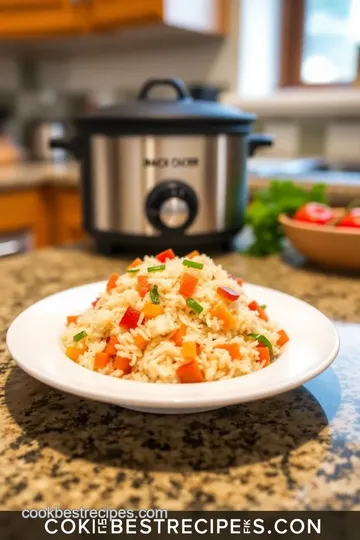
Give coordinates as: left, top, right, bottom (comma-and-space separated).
50, 78, 273, 254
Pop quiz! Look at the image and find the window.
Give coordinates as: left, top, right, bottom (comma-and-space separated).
281, 0, 360, 86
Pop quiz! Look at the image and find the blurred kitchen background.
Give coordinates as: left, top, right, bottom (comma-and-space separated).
0, 0, 360, 257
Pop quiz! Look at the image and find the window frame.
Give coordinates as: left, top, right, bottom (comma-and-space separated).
280, 0, 355, 88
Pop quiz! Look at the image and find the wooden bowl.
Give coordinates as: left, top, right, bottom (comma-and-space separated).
279, 210, 360, 271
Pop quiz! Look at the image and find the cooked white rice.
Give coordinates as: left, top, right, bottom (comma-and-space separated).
61, 252, 285, 383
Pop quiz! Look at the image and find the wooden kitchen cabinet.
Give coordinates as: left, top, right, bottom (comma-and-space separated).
90, 0, 228, 35
0, 0, 88, 37
46, 186, 85, 246
0, 0, 227, 38
0, 189, 49, 248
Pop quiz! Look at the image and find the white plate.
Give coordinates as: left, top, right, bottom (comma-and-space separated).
6, 281, 339, 414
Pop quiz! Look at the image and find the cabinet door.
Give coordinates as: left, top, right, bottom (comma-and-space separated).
90, 0, 164, 30
0, 0, 88, 37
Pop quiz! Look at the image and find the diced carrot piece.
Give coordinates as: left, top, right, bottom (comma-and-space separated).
248, 300, 268, 322
128, 257, 142, 269
177, 360, 204, 383
185, 250, 200, 259
94, 352, 110, 369
217, 286, 240, 302
257, 307, 268, 322
257, 346, 271, 367
66, 315, 79, 325
105, 336, 118, 356
136, 275, 150, 298
210, 302, 236, 330
179, 272, 199, 298
171, 324, 187, 346
235, 278, 243, 286
277, 329, 289, 347
142, 303, 164, 318
156, 249, 175, 262
134, 334, 149, 350
113, 356, 132, 374
106, 273, 119, 292
215, 343, 241, 360
66, 346, 86, 362
181, 341, 197, 360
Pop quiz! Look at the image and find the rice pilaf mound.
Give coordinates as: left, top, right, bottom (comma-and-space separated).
61, 249, 289, 383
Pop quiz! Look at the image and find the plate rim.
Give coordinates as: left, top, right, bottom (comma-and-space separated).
6, 281, 340, 410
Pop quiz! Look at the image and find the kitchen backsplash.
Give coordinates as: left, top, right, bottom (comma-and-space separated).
253, 117, 360, 162
1, 56, 360, 163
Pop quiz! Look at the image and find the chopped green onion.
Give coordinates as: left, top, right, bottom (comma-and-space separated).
147, 264, 166, 273
127, 268, 140, 274
150, 285, 160, 304
73, 330, 87, 342
182, 259, 204, 270
186, 298, 204, 314
248, 333, 273, 357
260, 304, 267, 309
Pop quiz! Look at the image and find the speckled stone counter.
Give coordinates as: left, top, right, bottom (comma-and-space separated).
0, 248, 359, 511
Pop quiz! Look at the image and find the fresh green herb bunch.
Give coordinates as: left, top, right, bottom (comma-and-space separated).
245, 180, 327, 256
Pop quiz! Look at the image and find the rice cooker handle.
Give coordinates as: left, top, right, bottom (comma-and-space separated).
137, 78, 191, 101
248, 134, 274, 157
49, 136, 82, 160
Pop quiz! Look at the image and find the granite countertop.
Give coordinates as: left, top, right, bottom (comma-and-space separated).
0, 247, 359, 511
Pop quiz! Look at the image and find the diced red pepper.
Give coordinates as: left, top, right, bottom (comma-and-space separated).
137, 275, 150, 298
248, 300, 268, 322
91, 297, 100, 308
217, 286, 240, 302
156, 249, 175, 262
106, 273, 119, 292
120, 306, 141, 331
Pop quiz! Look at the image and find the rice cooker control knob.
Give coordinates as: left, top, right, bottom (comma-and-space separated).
146, 181, 198, 232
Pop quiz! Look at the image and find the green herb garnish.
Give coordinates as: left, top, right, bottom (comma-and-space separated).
150, 285, 160, 304
182, 259, 204, 270
186, 298, 204, 314
127, 268, 140, 274
147, 264, 166, 273
73, 330, 87, 342
248, 333, 273, 357
260, 304, 267, 309
245, 180, 327, 256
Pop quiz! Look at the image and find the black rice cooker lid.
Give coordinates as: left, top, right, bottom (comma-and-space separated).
75, 78, 256, 135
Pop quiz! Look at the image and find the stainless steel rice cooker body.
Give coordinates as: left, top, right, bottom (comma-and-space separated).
51, 79, 273, 253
